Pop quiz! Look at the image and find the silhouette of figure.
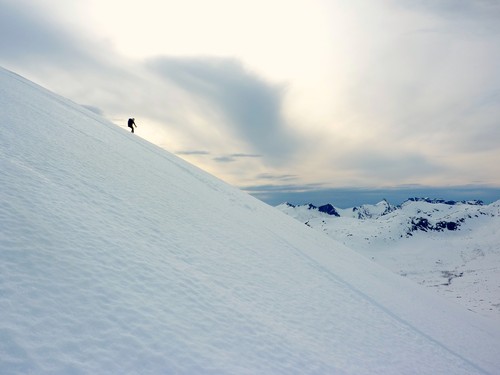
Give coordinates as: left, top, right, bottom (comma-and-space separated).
128, 118, 137, 133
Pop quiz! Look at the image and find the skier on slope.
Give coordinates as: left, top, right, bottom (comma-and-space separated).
128, 118, 137, 133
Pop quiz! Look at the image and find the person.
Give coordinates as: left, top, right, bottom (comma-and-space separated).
128, 118, 137, 133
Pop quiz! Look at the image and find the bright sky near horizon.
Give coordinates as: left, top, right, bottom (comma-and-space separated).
1, 0, 500, 204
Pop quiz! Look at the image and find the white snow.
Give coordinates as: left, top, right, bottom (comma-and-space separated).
1, 66, 500, 374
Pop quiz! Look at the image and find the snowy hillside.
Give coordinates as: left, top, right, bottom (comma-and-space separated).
278, 199, 500, 321
1, 66, 500, 374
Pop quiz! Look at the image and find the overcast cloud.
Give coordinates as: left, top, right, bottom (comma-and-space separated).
146, 57, 299, 162
1, 0, 499, 205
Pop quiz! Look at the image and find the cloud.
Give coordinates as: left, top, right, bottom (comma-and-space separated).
146, 57, 300, 163
213, 156, 236, 163
213, 153, 262, 163
230, 153, 262, 158
0, 1, 68, 60
325, 1, 500, 186
342, 151, 445, 180
176, 150, 211, 156
242, 182, 324, 194
394, 0, 500, 25
0, 0, 103, 70
256, 173, 298, 182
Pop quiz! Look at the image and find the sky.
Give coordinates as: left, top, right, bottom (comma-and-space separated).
1, 0, 500, 206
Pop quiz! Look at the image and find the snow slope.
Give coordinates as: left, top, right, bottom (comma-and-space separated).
1, 66, 500, 374
277, 200, 500, 321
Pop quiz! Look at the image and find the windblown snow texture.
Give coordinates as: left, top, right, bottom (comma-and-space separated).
1, 66, 499, 374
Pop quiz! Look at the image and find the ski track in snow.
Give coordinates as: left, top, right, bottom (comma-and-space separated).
1, 67, 500, 374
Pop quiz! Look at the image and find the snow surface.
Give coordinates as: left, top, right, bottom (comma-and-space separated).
1, 66, 500, 374
277, 200, 500, 321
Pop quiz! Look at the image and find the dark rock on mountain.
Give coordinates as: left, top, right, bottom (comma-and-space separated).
409, 218, 460, 234
318, 204, 340, 217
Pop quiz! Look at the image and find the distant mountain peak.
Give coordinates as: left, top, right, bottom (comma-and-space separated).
278, 198, 496, 235
318, 203, 340, 217
403, 197, 484, 206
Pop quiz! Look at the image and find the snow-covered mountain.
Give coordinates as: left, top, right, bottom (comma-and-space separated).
279, 198, 494, 231
277, 199, 500, 321
1, 66, 500, 374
